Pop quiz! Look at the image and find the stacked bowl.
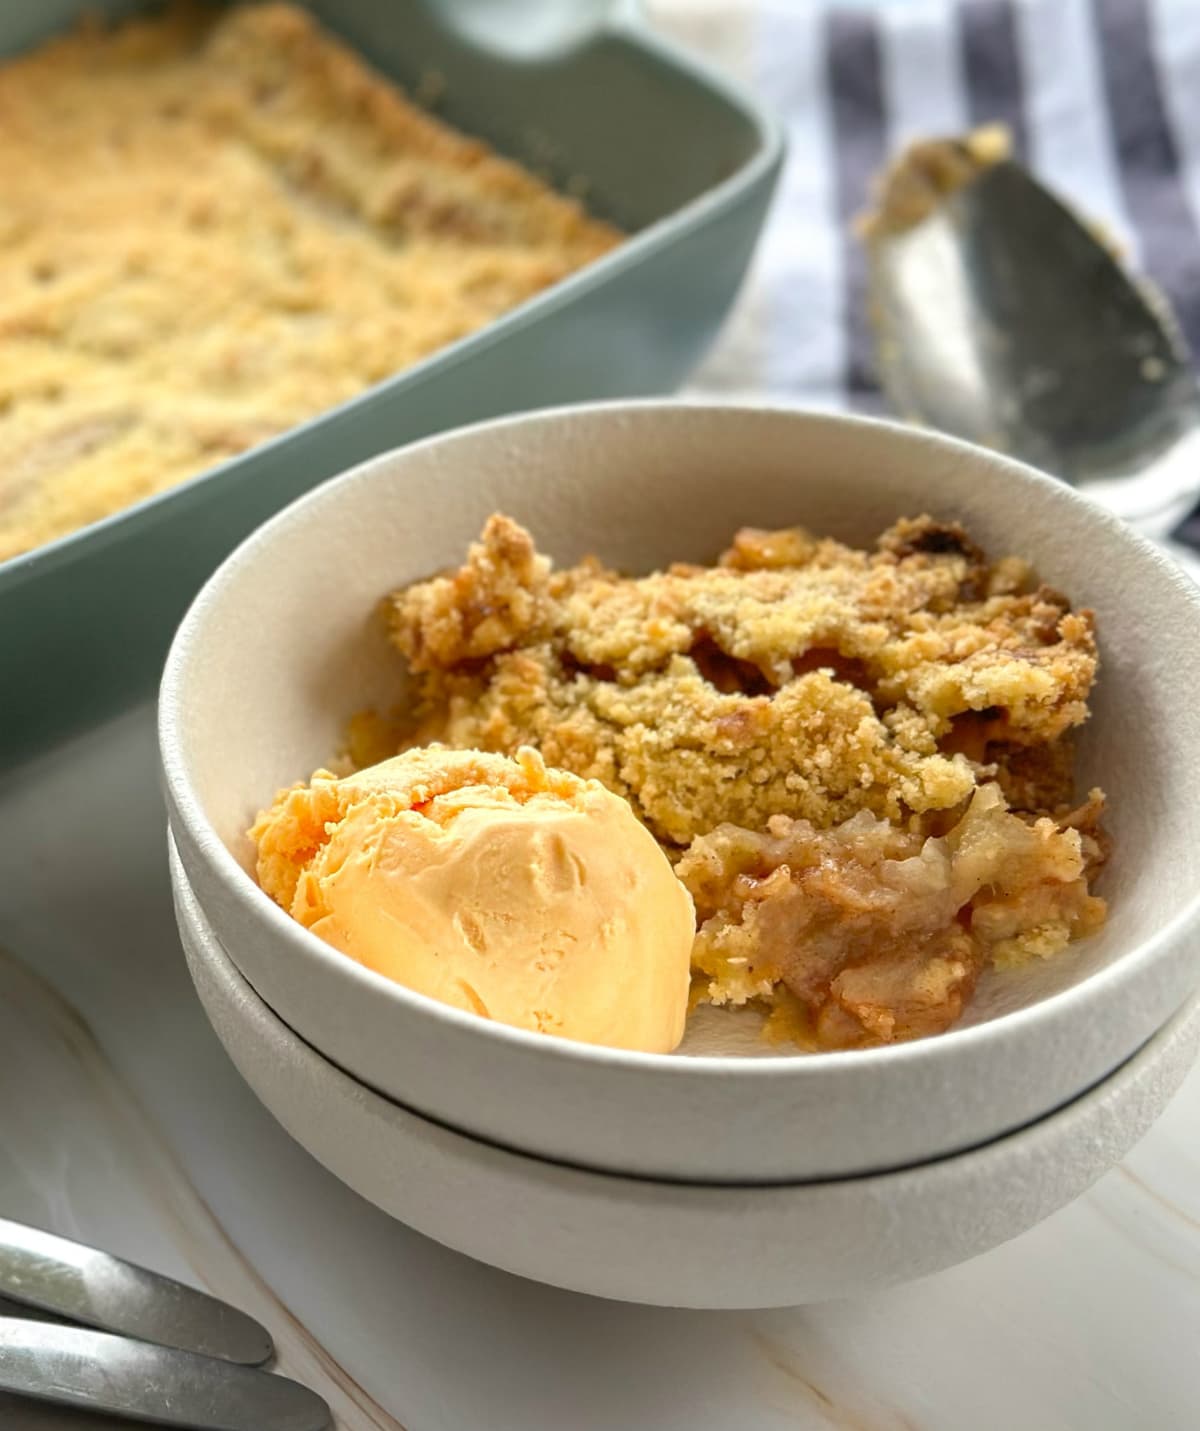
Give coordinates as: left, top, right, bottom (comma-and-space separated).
160, 403, 1200, 1308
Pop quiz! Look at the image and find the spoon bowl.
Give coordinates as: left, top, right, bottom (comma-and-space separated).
870, 159, 1200, 535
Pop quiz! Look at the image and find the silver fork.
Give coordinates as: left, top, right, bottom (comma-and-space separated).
0, 1218, 330, 1430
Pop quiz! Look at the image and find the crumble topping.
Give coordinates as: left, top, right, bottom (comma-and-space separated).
0, 5, 618, 560
377, 511, 1107, 1050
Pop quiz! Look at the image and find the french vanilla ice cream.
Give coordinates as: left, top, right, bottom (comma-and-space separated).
251, 746, 694, 1052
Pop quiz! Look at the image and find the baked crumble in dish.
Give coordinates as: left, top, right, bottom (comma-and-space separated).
365, 512, 1108, 1052
0, 3, 618, 561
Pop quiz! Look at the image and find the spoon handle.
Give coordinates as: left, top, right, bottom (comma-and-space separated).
0, 1318, 330, 1431
0, 1218, 272, 1367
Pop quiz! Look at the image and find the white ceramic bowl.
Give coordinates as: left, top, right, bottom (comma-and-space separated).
160, 403, 1200, 1184
172, 840, 1200, 1309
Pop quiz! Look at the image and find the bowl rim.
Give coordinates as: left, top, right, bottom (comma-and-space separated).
160, 398, 1200, 1082
176, 829, 1200, 1196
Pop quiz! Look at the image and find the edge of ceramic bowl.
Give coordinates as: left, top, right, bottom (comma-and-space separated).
159, 400, 1200, 1090
177, 843, 1200, 1306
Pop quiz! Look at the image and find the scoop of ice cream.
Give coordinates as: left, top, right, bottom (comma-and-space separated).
250, 746, 695, 1053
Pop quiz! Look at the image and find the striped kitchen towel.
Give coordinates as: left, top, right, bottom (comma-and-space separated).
649, 0, 1200, 557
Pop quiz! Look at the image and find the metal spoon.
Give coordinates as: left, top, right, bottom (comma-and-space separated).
0, 1320, 330, 1430
433, 0, 639, 57
0, 1219, 330, 1429
868, 157, 1200, 542
0, 1217, 272, 1366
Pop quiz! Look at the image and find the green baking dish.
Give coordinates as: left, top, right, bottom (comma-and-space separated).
0, 0, 782, 770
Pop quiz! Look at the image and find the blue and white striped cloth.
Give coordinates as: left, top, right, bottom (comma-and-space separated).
650, 0, 1200, 554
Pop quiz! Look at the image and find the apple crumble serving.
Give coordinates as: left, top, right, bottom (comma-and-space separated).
0, 4, 617, 561
371, 513, 1107, 1051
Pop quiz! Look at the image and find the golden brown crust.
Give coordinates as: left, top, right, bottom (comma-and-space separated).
380, 512, 1108, 1050
0, 4, 619, 560
392, 514, 554, 671
388, 513, 1099, 844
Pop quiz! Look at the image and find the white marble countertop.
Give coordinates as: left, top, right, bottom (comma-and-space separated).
2, 705, 1199, 1431
3, 7, 1200, 1422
